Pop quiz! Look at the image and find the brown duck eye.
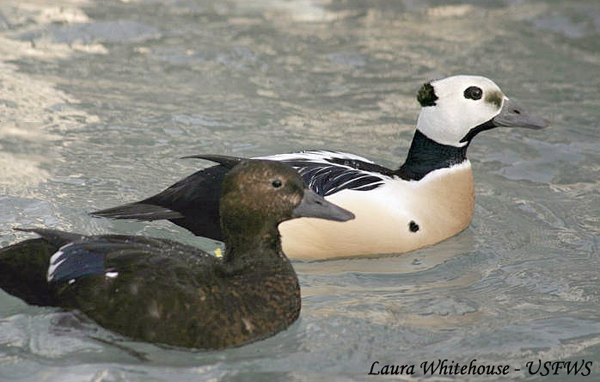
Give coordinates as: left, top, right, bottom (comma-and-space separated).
464, 86, 483, 100
271, 179, 282, 188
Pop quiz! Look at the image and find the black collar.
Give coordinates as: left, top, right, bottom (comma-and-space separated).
396, 130, 468, 181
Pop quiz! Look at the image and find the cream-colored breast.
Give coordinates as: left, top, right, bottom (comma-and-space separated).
279, 161, 475, 259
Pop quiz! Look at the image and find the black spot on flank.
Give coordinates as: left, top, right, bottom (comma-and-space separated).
409, 221, 419, 233
464, 86, 482, 100
417, 82, 438, 107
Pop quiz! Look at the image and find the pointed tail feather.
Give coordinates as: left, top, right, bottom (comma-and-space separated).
15, 228, 85, 247
181, 154, 246, 169
91, 203, 184, 221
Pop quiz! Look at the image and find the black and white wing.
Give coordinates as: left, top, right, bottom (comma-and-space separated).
259, 150, 395, 196
44, 233, 216, 284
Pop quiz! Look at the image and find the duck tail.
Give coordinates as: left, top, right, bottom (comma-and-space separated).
0, 229, 81, 306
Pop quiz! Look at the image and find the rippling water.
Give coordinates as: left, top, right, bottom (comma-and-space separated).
0, 0, 599, 381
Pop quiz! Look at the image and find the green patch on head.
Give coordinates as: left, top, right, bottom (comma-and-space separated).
417, 82, 438, 107
485, 90, 503, 108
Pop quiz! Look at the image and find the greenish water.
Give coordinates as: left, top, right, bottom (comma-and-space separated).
0, 0, 599, 381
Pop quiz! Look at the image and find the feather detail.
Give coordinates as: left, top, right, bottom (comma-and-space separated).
257, 150, 394, 196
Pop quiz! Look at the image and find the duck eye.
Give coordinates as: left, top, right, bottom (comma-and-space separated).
464, 86, 483, 100
271, 179, 282, 188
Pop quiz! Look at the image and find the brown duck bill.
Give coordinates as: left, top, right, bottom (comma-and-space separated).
292, 189, 355, 222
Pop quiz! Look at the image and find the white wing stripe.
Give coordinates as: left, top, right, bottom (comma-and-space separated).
255, 150, 376, 164
330, 175, 383, 192
47, 249, 67, 282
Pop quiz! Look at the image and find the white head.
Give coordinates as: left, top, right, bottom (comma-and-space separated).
415, 75, 548, 148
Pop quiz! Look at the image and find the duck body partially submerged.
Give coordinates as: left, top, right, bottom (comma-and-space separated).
92, 75, 549, 259
0, 161, 354, 348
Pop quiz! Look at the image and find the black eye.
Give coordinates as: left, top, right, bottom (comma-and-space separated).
464, 86, 483, 100
271, 179, 282, 188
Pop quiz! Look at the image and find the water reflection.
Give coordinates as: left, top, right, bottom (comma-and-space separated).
0, 0, 599, 381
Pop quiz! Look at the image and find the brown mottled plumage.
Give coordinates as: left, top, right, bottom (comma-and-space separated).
0, 160, 353, 349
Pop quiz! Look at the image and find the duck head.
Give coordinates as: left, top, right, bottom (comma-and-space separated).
415, 75, 549, 148
219, 160, 354, 248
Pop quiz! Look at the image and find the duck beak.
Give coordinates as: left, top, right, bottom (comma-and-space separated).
492, 98, 550, 129
292, 189, 355, 222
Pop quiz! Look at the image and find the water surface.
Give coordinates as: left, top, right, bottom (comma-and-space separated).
0, 0, 599, 381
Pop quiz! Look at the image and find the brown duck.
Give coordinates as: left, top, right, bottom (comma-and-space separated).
0, 160, 354, 349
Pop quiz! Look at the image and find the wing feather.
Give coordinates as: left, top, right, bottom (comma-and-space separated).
260, 150, 394, 196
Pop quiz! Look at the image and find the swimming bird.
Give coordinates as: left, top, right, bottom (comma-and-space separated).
92, 75, 549, 259
0, 160, 354, 349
